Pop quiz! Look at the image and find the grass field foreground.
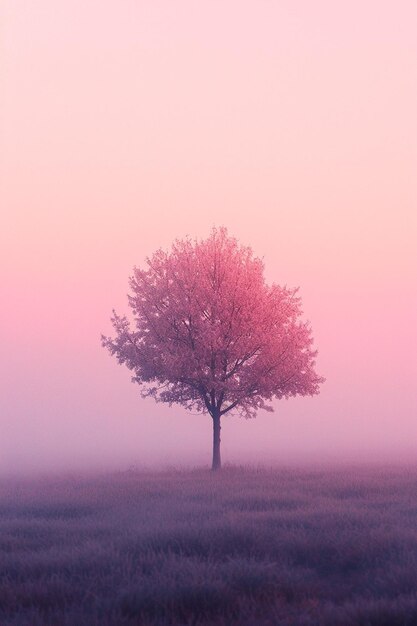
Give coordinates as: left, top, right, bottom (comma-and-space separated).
1, 465, 417, 625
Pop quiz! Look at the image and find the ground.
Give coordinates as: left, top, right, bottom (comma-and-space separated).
1, 465, 417, 625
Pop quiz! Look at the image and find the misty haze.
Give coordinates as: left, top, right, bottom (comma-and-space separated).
1, 1, 417, 625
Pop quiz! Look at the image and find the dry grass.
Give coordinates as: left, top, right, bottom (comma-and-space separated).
1, 464, 417, 625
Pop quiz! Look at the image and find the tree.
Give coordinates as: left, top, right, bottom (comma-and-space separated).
102, 227, 324, 470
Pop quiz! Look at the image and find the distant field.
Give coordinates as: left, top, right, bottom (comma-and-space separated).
1, 465, 417, 625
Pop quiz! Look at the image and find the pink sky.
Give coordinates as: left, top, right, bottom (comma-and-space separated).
1, 1, 416, 474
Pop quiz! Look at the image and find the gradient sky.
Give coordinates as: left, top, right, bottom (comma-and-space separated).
1, 1, 416, 475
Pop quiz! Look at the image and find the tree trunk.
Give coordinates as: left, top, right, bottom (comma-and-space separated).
212, 412, 221, 471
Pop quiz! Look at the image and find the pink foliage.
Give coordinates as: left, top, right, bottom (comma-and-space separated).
102, 228, 324, 419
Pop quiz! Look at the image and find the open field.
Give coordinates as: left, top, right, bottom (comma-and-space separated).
1, 465, 417, 625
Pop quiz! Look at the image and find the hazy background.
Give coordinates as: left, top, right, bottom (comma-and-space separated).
1, 1, 416, 476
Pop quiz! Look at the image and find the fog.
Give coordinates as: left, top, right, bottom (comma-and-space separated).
1, 1, 416, 477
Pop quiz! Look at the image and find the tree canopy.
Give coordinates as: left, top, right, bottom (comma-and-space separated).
102, 227, 324, 468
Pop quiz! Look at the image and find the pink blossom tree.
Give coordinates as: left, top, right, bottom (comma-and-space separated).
102, 228, 324, 470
